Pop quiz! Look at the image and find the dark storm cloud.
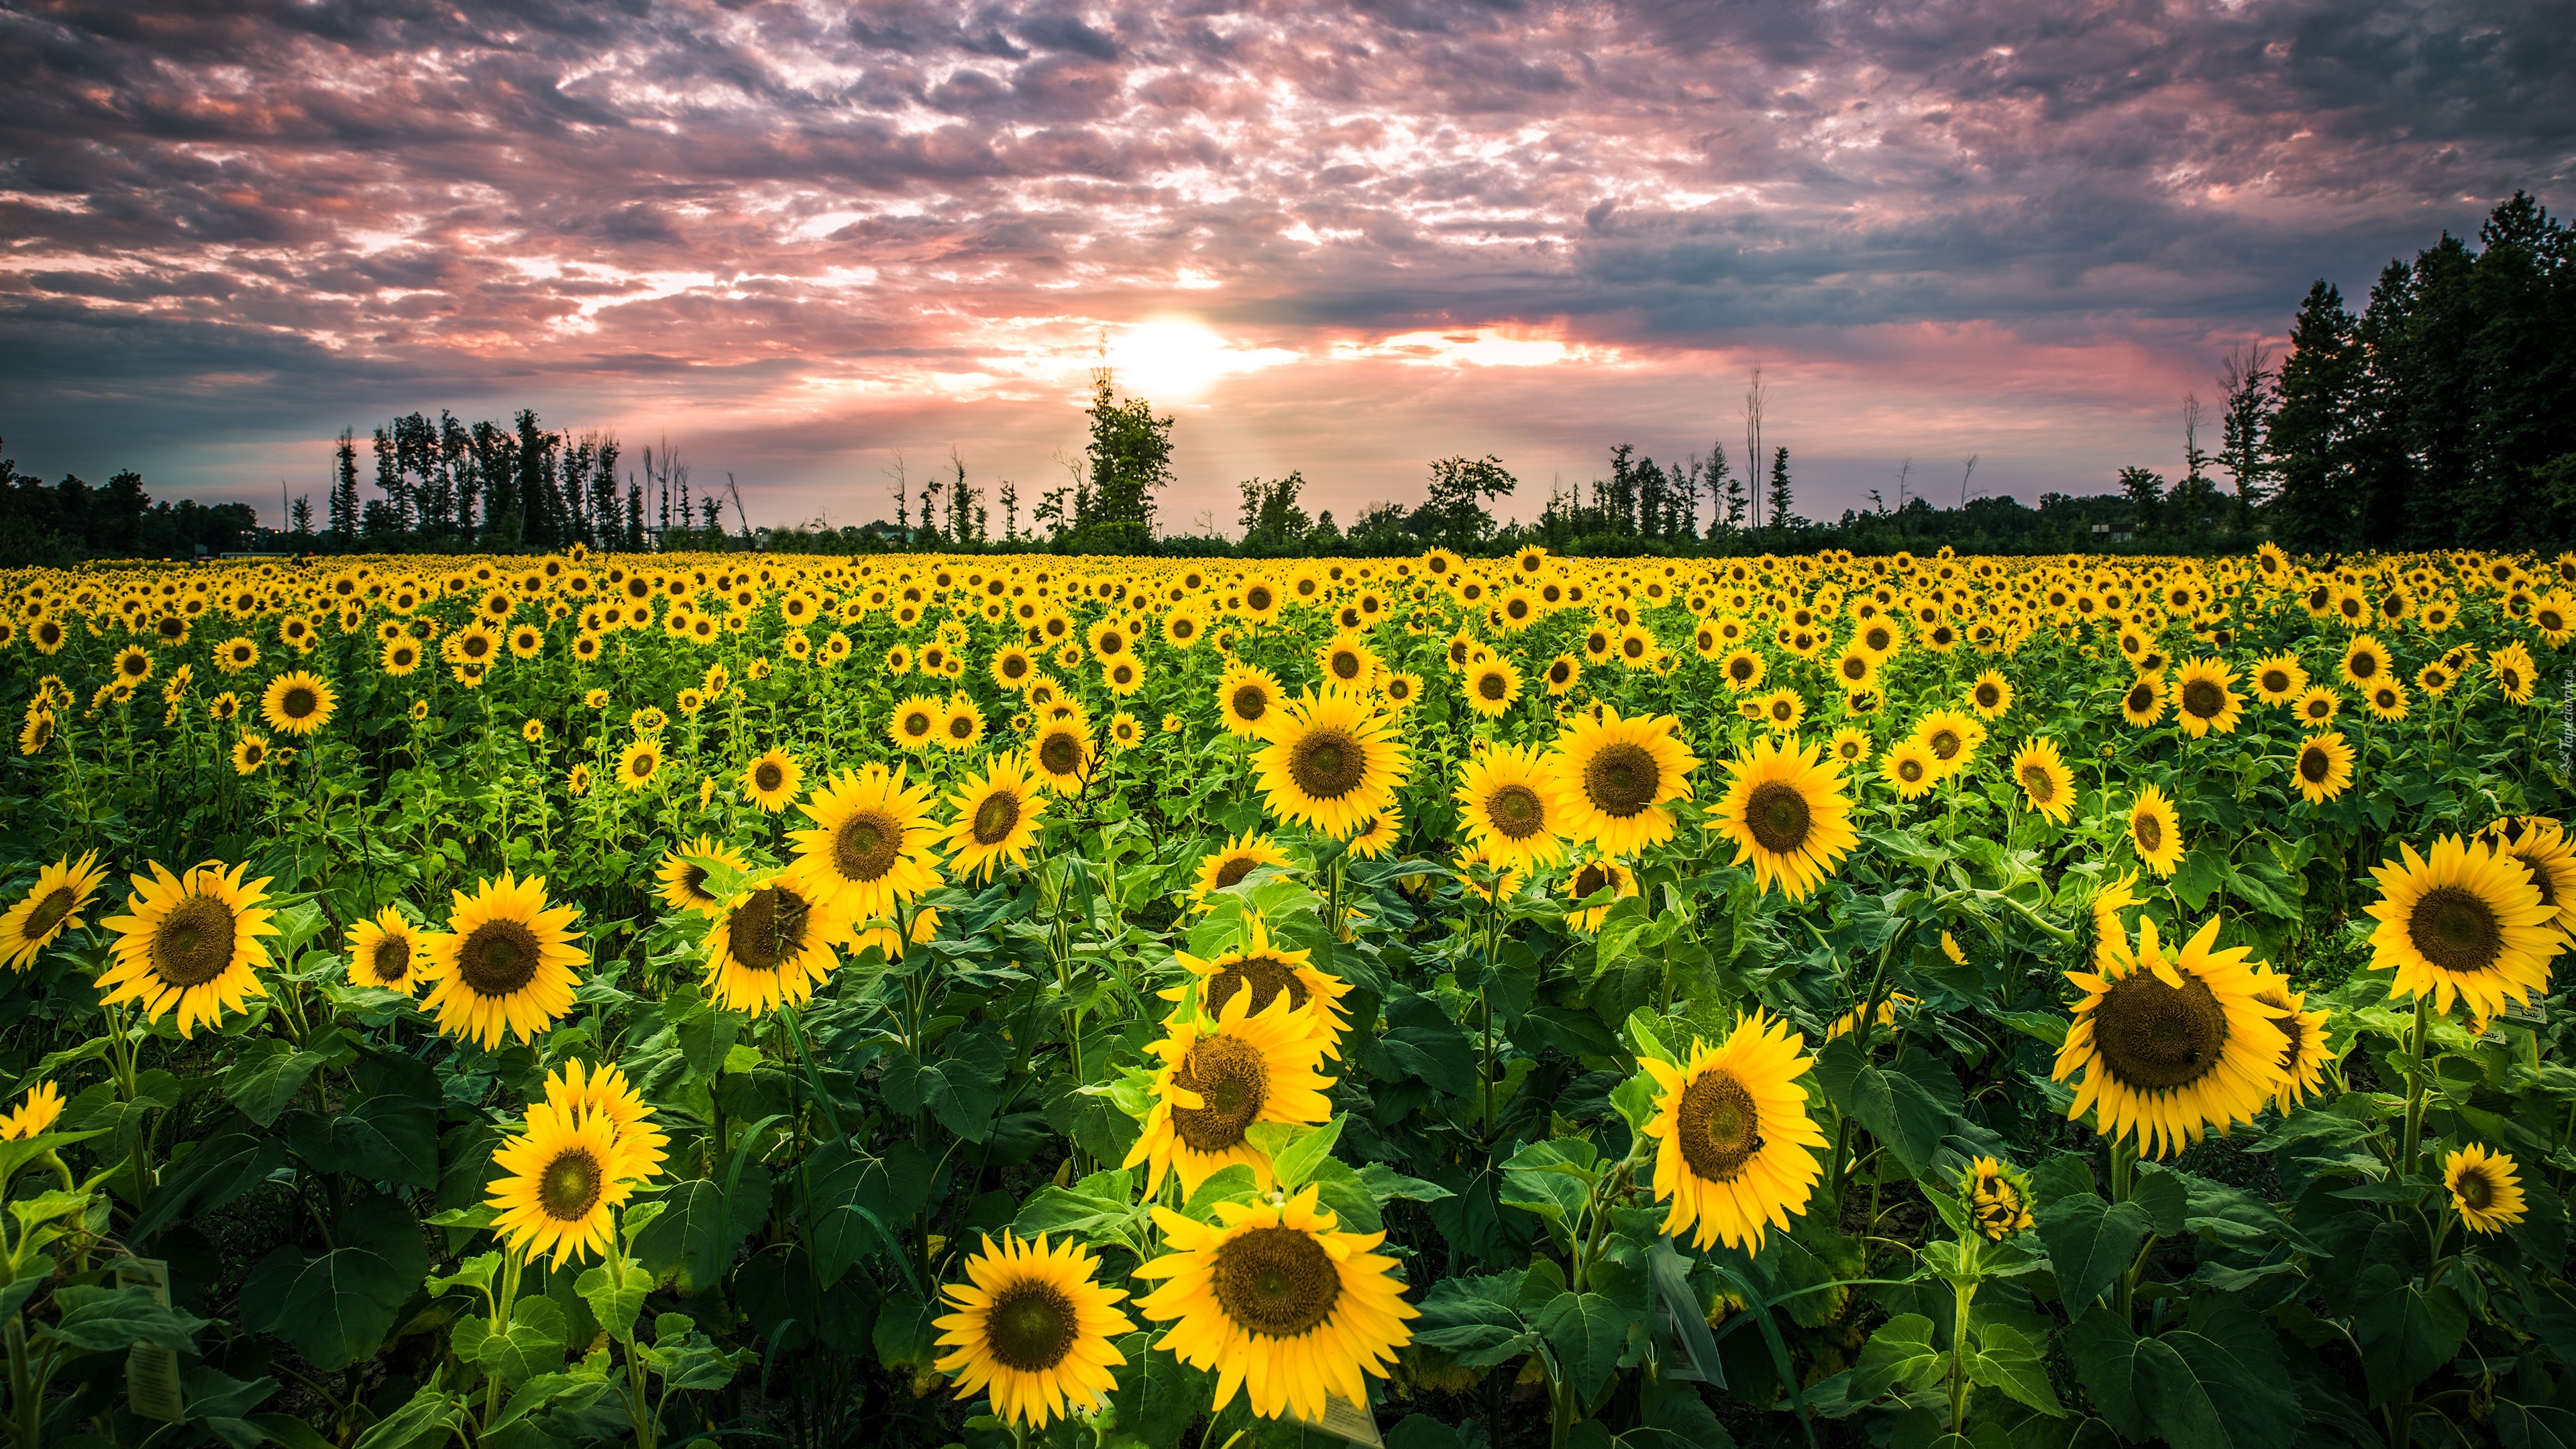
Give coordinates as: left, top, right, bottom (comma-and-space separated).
0, 0, 2565, 518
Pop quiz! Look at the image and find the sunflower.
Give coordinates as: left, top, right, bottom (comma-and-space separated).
1538, 655, 1577, 697
2294, 685, 2340, 729
938, 696, 987, 752
1192, 833, 1295, 910
934, 1232, 1134, 1430
2009, 737, 2076, 823
2247, 967, 2334, 1114
2292, 732, 2354, 804
2170, 657, 2242, 738
889, 694, 943, 752
2126, 784, 2184, 875
1719, 649, 1766, 693
2051, 915, 2290, 1159
1252, 689, 1410, 840
704, 874, 847, 1014
990, 645, 1038, 690
1217, 661, 1285, 739
1910, 708, 1984, 777
1165, 916, 1352, 1046
345, 907, 426, 992
113, 646, 152, 686
616, 737, 661, 792
98, 860, 278, 1037
1880, 741, 1938, 800
1462, 655, 1521, 717
1132, 1185, 1417, 1424
1712, 736, 1856, 902
743, 750, 804, 812
1641, 1010, 1827, 1252
1551, 706, 1699, 855
2492, 641, 2538, 704
487, 1098, 656, 1268
421, 872, 586, 1049
2118, 674, 2166, 729
1, 850, 110, 971
2361, 680, 2408, 722
260, 671, 336, 736
788, 765, 944, 922
2444, 1144, 2527, 1234
1756, 688, 1805, 734
1029, 715, 1094, 793
2363, 835, 2562, 1020
1962, 1157, 2033, 1240
1562, 856, 1635, 931
1344, 810, 1399, 861
1107, 712, 1142, 751
19, 710, 56, 757
0, 1082, 64, 1140
2340, 635, 2390, 690
1827, 726, 1872, 767
1454, 742, 1566, 875
1124, 989, 1336, 1197
943, 753, 1046, 881
1830, 647, 1878, 696
655, 835, 748, 915
2250, 652, 2308, 705
2475, 816, 2576, 936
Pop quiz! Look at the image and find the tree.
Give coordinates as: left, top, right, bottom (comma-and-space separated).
290, 495, 314, 539
2216, 345, 2273, 510
330, 430, 361, 545
1081, 376, 1176, 550
2267, 280, 2361, 551
1422, 455, 1516, 548
2118, 466, 2165, 535
1766, 447, 1795, 530
1238, 473, 1312, 548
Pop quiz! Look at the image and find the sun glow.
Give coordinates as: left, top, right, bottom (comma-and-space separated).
1099, 320, 1297, 402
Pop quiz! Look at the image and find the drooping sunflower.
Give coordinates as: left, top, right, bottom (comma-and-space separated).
888, 694, 943, 752
1462, 655, 1521, 717
655, 835, 748, 915
934, 1232, 1134, 1430
788, 765, 943, 922
1642, 1010, 1827, 1252
2051, 915, 2289, 1159
704, 873, 847, 1014
260, 670, 336, 735
2475, 815, 2576, 936
1880, 741, 1938, 801
1564, 855, 1635, 931
2250, 652, 2308, 705
97, 860, 278, 1036
2170, 657, 2242, 738
1191, 832, 1295, 910
1712, 736, 1856, 902
2127, 784, 2184, 876
2363, 834, 2562, 1020
2492, 641, 2538, 704
1962, 1156, 2033, 1240
1165, 916, 1352, 1046
2292, 732, 2354, 804
345, 907, 426, 992
2118, 674, 2166, 729
743, 750, 804, 812
487, 1098, 656, 1269
1217, 661, 1285, 739
421, 872, 586, 1049
943, 753, 1047, 881
1124, 990, 1336, 1197
2247, 967, 2334, 1114
1454, 742, 1566, 875
1, 849, 110, 971
2009, 737, 2076, 823
2444, 1144, 2527, 1234
1252, 689, 1410, 840
1552, 706, 1699, 856
1132, 1185, 1417, 1424
0, 1082, 64, 1140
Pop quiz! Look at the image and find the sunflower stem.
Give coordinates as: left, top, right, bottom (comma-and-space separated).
2106, 1137, 2137, 1326
2400, 991, 2432, 1179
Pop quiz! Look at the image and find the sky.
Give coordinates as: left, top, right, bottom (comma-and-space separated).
1, 0, 2567, 536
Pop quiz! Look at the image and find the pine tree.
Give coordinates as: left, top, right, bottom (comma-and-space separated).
329, 429, 360, 545
1766, 447, 1794, 530
2267, 281, 2361, 551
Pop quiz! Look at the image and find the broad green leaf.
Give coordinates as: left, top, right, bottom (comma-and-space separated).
2353, 1265, 2469, 1407
2033, 1193, 2154, 1322
1499, 1138, 1600, 1226
476, 1297, 568, 1389
1182, 1164, 1260, 1220
1414, 1271, 1536, 1368
574, 1255, 653, 1344
220, 1039, 330, 1128
1250, 1114, 1344, 1193
1353, 1161, 1454, 1206
632, 1172, 767, 1295
133, 1125, 288, 1240
1534, 1290, 1638, 1400
1848, 1313, 1945, 1400
235, 1194, 430, 1371
878, 1026, 1010, 1142
46, 1284, 207, 1352
282, 1092, 437, 1189
1968, 1321, 2062, 1416
1813, 1035, 1960, 1178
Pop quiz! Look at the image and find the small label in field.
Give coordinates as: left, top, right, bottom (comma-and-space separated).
117, 1258, 184, 1422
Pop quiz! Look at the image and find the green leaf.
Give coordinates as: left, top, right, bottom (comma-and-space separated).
632, 1173, 768, 1295
1183, 1165, 1260, 1220
2128, 1167, 2189, 1237
1992, 1010, 2068, 1048
1813, 1035, 1960, 1178
1499, 1138, 1601, 1226
2353, 1265, 2469, 1407
1246, 1115, 1344, 1193
46, 1284, 207, 1352
574, 1255, 653, 1344
1848, 1313, 1945, 1400
133, 1124, 288, 1240
1352, 1162, 1454, 1207
2061, 1306, 2294, 1449
879, 1027, 1010, 1142
282, 1092, 437, 1188
1968, 1321, 2062, 1416
1307, 1157, 1385, 1237
2497, 1401, 2576, 1449
1610, 1072, 1660, 1132
220, 1040, 331, 1128
1414, 1272, 1536, 1368
805, 1142, 933, 1291
1623, 1007, 1677, 1065
1534, 1290, 1638, 1401
476, 1297, 568, 1389
235, 1194, 431, 1371
347, 1383, 468, 1449
2033, 1193, 2154, 1322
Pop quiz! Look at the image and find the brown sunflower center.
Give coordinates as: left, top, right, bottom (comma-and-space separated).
538, 1146, 604, 1222
1572, 863, 1611, 898
1582, 742, 1659, 817
1331, 651, 1362, 681
2299, 745, 2331, 784
2125, 683, 2157, 715
1898, 757, 1927, 784
1289, 728, 1366, 800
2019, 763, 2055, 800
833, 811, 902, 883
371, 935, 411, 983
2180, 680, 2224, 718
1002, 653, 1029, 679
1478, 670, 1508, 701
21, 888, 75, 942
2092, 969, 2228, 1090
1212, 855, 1261, 891
148, 895, 238, 987
1171, 1033, 1268, 1152
726, 885, 808, 971
1211, 1226, 1341, 1339
1039, 731, 1083, 776
1728, 657, 1755, 682
1207, 955, 1310, 1018
458, 919, 542, 998
983, 1277, 1079, 1371
1245, 586, 1275, 612
1841, 656, 1868, 682
1744, 780, 1813, 853
754, 761, 785, 792
2456, 1169, 2493, 1210
2133, 809, 2164, 855
1866, 627, 1892, 652
901, 710, 933, 738
2407, 885, 2502, 974
947, 714, 976, 741
1230, 685, 1269, 723
1486, 784, 1548, 840
280, 686, 318, 719
1975, 682, 2000, 708
1675, 1069, 1762, 1182
2260, 669, 2290, 694
1926, 728, 1962, 761
971, 789, 1024, 847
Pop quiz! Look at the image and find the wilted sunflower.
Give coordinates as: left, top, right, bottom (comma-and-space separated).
743, 749, 804, 812
888, 694, 943, 753
421, 871, 585, 1049
616, 737, 661, 792
1216, 661, 1285, 739
1642, 1010, 1827, 1252
1132, 1185, 1417, 1423
1191, 832, 1294, 910
2444, 1144, 2526, 1234
1, 849, 110, 971
345, 906, 426, 992
98, 860, 278, 1037
0, 1081, 64, 1140
788, 765, 943, 922
1124, 990, 1336, 1197
1165, 916, 1352, 1046
2247, 967, 2334, 1114
1713, 736, 1856, 901
2128, 784, 2184, 876
260, 671, 335, 736
2292, 732, 2354, 804
2118, 674, 2166, 729
1552, 706, 1699, 856
2364, 834, 2562, 1020
2171, 657, 2242, 738
1962, 1156, 2033, 1240
2052, 915, 2288, 1159
704, 873, 846, 1014
488, 1098, 655, 1268
934, 1232, 1134, 1431
2009, 737, 2075, 823
1880, 741, 1938, 801
1253, 689, 1410, 840
656, 835, 747, 914
1454, 742, 1566, 874
943, 753, 1047, 881
2475, 815, 2576, 936
1029, 715, 1094, 793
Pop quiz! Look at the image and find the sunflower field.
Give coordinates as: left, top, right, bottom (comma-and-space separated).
0, 541, 2573, 1449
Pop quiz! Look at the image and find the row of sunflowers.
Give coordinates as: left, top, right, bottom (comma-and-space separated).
0, 540, 2570, 1449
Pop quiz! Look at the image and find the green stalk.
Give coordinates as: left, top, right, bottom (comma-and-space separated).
2399, 991, 2432, 1179
2108, 1137, 2137, 1326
